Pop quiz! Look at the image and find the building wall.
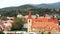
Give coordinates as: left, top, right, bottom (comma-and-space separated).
27, 19, 32, 32
27, 18, 58, 34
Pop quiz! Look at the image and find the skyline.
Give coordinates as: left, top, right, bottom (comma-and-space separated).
0, 0, 60, 8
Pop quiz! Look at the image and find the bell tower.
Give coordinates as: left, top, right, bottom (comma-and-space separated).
27, 11, 32, 32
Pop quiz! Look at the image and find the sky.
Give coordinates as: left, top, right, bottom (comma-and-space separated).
0, 0, 60, 8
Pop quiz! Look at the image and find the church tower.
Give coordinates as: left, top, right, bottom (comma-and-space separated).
27, 11, 32, 32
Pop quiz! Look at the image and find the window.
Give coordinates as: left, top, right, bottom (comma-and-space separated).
29, 20, 30, 22
48, 32, 51, 34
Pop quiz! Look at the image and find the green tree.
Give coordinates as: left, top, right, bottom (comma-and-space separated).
11, 17, 24, 31
0, 31, 4, 34
1, 16, 7, 20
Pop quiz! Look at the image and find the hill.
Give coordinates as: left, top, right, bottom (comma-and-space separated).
36, 2, 60, 8
0, 2, 60, 17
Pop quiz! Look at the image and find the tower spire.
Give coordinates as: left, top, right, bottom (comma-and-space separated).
28, 11, 32, 19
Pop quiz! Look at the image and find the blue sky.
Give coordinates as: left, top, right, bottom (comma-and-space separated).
0, 0, 60, 8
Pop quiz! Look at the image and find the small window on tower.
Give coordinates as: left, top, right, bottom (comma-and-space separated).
29, 20, 30, 22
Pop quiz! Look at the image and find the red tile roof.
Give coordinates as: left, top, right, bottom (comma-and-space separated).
31, 17, 58, 31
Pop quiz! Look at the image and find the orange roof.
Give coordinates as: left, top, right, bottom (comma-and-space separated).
53, 18, 58, 24
31, 17, 58, 31
58, 26, 60, 32
24, 15, 58, 30
25, 13, 59, 31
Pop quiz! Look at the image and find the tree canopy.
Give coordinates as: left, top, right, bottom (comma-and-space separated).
11, 17, 24, 31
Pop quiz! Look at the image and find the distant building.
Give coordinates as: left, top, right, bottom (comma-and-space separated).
55, 9, 59, 12
0, 17, 14, 31
24, 15, 36, 19
17, 14, 23, 18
